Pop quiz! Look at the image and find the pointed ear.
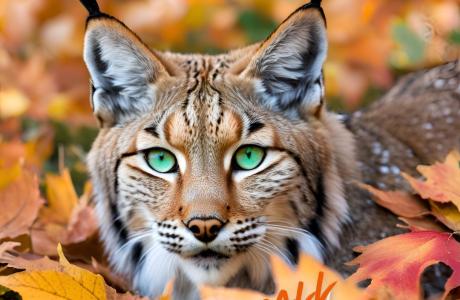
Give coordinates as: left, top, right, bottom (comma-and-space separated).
83, 16, 169, 127
242, 3, 327, 118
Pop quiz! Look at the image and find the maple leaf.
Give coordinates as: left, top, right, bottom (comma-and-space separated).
360, 183, 429, 218
0, 164, 44, 240
348, 231, 460, 300
361, 182, 460, 232
402, 151, 460, 210
200, 254, 365, 300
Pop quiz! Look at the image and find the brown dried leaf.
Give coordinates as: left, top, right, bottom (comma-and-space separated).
0, 165, 44, 240
32, 177, 98, 256
360, 183, 430, 218
398, 217, 446, 232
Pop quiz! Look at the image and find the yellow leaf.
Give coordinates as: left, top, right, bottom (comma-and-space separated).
47, 94, 73, 121
0, 270, 105, 300
430, 201, 460, 231
43, 169, 79, 224
0, 244, 107, 300
0, 88, 29, 118
57, 244, 107, 300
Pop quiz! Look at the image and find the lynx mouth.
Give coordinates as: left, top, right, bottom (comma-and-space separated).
192, 249, 230, 260
184, 249, 231, 270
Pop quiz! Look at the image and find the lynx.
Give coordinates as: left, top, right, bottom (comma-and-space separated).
78, 0, 460, 298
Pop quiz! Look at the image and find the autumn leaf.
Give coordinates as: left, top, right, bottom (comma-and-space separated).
0, 242, 21, 259
360, 183, 429, 218
0, 164, 44, 240
348, 231, 460, 300
0, 88, 30, 118
429, 201, 460, 231
0, 243, 144, 300
402, 151, 460, 210
361, 180, 460, 232
398, 217, 445, 233
201, 254, 365, 300
31, 172, 98, 255
0, 244, 106, 299
43, 168, 79, 225
0, 242, 59, 272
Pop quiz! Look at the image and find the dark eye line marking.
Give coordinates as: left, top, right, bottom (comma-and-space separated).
144, 125, 159, 138
247, 121, 265, 135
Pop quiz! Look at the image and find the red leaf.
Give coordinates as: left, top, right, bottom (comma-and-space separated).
348, 231, 460, 300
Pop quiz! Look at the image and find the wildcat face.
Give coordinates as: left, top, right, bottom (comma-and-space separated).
82, 1, 357, 298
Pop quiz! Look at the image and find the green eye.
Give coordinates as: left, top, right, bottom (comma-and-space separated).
234, 145, 266, 171
146, 148, 177, 173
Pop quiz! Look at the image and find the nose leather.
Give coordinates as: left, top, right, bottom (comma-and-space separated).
187, 218, 223, 243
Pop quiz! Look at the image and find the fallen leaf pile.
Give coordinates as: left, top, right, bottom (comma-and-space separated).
354, 151, 460, 300
0, 0, 459, 299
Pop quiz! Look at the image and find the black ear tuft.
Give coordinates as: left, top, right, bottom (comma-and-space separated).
79, 0, 101, 17
311, 0, 322, 7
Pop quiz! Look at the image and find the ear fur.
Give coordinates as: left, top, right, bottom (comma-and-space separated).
83, 16, 169, 127
242, 3, 327, 119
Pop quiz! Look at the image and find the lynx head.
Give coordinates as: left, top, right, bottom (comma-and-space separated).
81, 0, 356, 297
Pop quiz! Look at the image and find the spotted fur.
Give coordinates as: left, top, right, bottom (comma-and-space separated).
79, 0, 460, 299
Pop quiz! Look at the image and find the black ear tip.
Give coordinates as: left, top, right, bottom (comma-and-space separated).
311, 0, 322, 7
79, 0, 101, 16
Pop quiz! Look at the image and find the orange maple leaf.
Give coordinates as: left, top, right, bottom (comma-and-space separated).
200, 254, 365, 300
359, 183, 429, 219
348, 231, 460, 300
402, 151, 460, 209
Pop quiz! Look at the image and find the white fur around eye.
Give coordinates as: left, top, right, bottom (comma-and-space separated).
135, 153, 177, 183
232, 150, 283, 183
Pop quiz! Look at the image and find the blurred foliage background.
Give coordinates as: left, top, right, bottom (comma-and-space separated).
0, 0, 459, 192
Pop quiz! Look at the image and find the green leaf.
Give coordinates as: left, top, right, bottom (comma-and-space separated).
392, 21, 426, 64
449, 30, 460, 45
238, 10, 276, 43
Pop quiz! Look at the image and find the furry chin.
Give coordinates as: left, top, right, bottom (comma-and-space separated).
180, 254, 246, 286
